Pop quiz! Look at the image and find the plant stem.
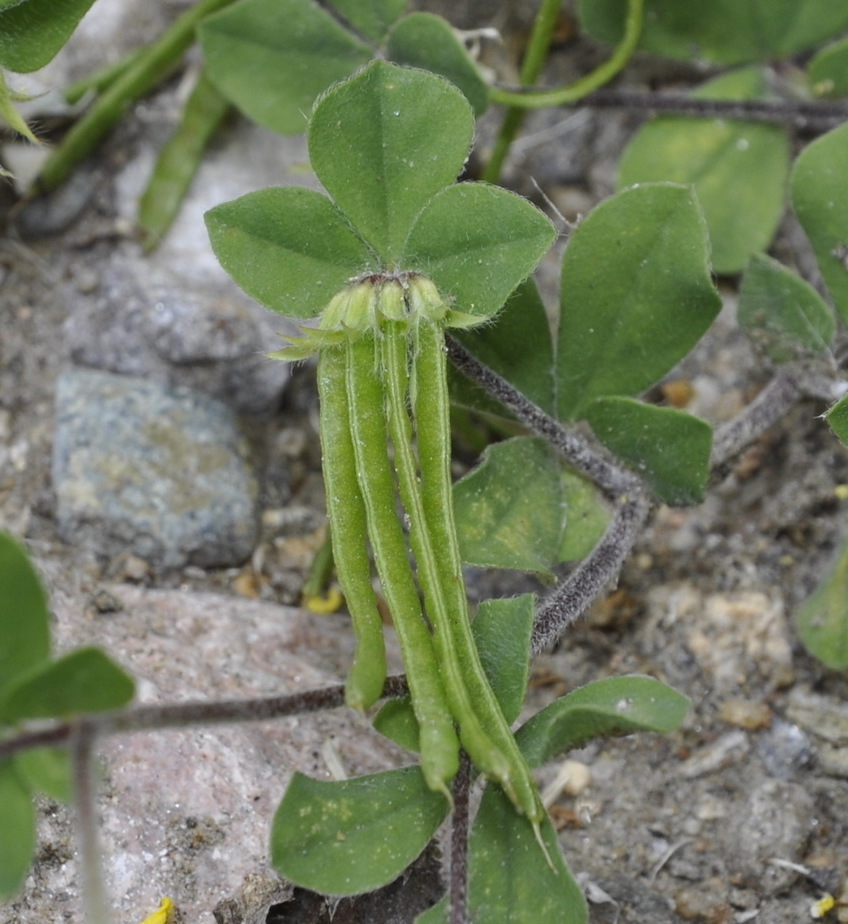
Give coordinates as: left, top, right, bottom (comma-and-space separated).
532, 491, 650, 652
482, 0, 563, 184
446, 336, 631, 496
487, 0, 644, 111
0, 677, 411, 760
300, 527, 335, 601
35, 0, 238, 193
710, 369, 801, 472
449, 752, 472, 924
70, 722, 111, 924
561, 88, 848, 128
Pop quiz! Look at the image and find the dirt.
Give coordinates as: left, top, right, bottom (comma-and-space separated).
2, 2, 848, 923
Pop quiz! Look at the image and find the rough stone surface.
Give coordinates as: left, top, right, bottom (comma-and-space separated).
62, 262, 291, 416
52, 368, 259, 568
3, 585, 409, 924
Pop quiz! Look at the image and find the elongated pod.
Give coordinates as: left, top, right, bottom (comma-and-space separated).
410, 319, 544, 829
317, 346, 387, 711
345, 333, 459, 798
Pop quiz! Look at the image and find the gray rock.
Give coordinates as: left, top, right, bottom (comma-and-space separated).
63, 262, 291, 415
52, 368, 259, 568
8, 584, 408, 924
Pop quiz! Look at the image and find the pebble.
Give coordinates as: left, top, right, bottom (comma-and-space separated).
783, 687, 848, 778
786, 687, 848, 745
718, 697, 773, 731
674, 876, 730, 921
754, 718, 813, 781
684, 590, 795, 695
679, 729, 751, 779
52, 367, 259, 568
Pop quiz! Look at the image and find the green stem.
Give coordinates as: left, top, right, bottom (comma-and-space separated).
35, 0, 237, 193
300, 529, 334, 602
139, 66, 231, 251
482, 0, 564, 184
487, 0, 644, 109
345, 333, 459, 798
405, 320, 544, 830
317, 347, 386, 711
63, 47, 146, 105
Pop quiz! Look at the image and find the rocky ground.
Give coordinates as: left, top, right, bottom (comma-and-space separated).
2, 2, 848, 922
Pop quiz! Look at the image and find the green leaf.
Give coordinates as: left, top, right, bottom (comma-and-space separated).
13, 747, 71, 803
270, 767, 449, 895
453, 277, 556, 414
738, 253, 835, 362
0, 759, 35, 899
584, 397, 713, 506
454, 437, 565, 575
516, 675, 690, 770
469, 786, 587, 924
473, 595, 535, 725
200, 0, 371, 134
581, 0, 848, 66
406, 183, 557, 321
617, 67, 790, 274
330, 0, 406, 41
205, 187, 374, 317
139, 68, 230, 252
809, 35, 848, 97
791, 122, 848, 324
827, 395, 848, 447
0, 533, 50, 696
797, 536, 848, 669
558, 470, 610, 563
418, 784, 587, 924
372, 695, 421, 751
0, 648, 134, 722
556, 183, 721, 420
0, 0, 97, 72
386, 12, 489, 116
309, 60, 474, 263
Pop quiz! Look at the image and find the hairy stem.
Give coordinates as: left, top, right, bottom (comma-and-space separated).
0, 677, 411, 761
449, 752, 472, 924
710, 369, 801, 472
559, 89, 848, 129
532, 490, 650, 652
446, 336, 631, 496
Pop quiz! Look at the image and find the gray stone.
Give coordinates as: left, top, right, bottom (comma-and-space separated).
754, 719, 814, 781
52, 368, 259, 568
63, 263, 291, 416
6, 584, 408, 924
